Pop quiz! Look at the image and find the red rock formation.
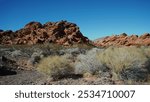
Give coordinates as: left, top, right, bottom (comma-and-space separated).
94, 33, 150, 47
0, 21, 89, 46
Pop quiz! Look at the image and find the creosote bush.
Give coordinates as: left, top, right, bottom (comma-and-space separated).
37, 55, 73, 80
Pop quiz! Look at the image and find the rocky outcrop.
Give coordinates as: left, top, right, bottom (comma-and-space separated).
0, 21, 89, 46
94, 33, 150, 47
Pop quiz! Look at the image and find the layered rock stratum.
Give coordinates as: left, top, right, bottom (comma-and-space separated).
0, 21, 89, 46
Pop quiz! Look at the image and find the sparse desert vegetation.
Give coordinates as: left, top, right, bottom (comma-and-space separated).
1, 44, 150, 85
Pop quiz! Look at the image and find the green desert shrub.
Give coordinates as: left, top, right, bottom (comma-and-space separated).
37, 55, 74, 80
97, 46, 150, 81
75, 48, 109, 77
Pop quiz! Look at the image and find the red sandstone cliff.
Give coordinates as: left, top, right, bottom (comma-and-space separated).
94, 33, 150, 47
0, 21, 89, 46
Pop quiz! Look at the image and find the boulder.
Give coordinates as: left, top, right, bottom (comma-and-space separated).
140, 33, 150, 39
24, 22, 42, 30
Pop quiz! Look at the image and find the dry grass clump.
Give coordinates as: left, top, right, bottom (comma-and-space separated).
97, 46, 148, 72
96, 46, 150, 80
37, 55, 73, 80
143, 46, 150, 58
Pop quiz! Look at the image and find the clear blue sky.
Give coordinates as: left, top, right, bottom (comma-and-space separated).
0, 0, 150, 40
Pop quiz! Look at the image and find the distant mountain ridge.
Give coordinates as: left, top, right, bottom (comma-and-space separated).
0, 21, 90, 46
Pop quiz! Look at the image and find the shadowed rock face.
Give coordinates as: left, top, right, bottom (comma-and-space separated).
94, 33, 150, 47
0, 21, 89, 46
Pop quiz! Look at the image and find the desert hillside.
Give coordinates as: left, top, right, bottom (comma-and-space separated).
0, 21, 150, 85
